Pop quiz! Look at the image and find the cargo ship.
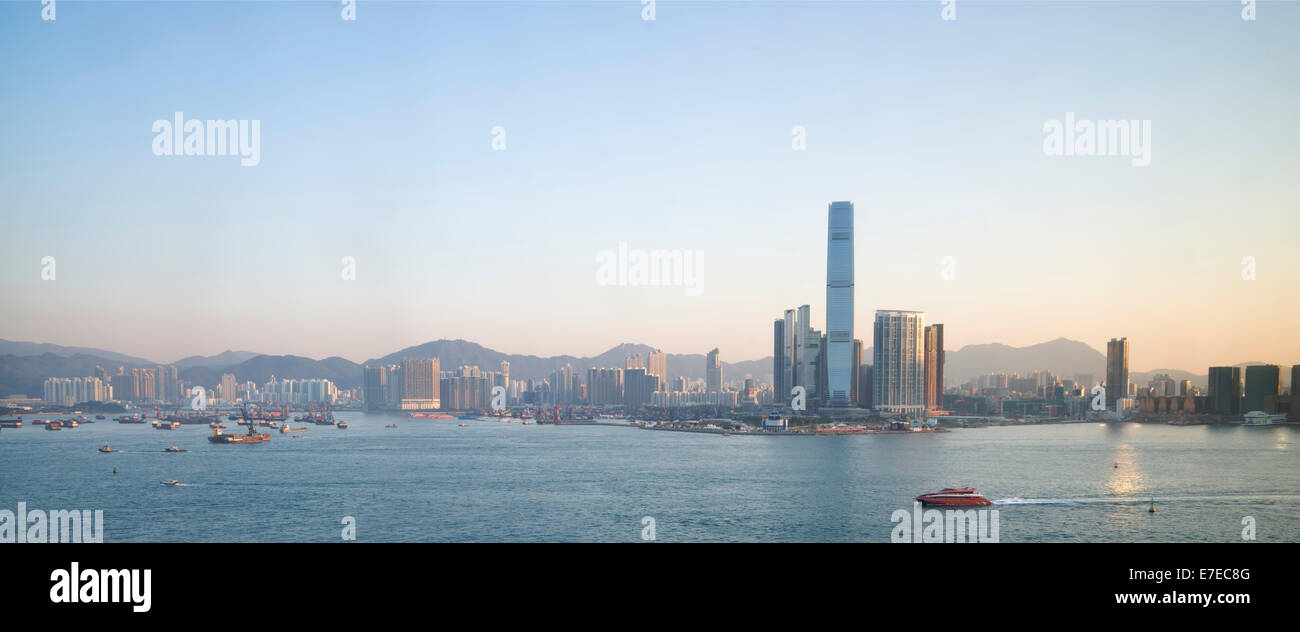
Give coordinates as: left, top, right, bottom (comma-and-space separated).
915, 487, 993, 506
208, 424, 269, 445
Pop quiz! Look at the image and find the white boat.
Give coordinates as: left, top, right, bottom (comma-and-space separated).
1239, 411, 1285, 426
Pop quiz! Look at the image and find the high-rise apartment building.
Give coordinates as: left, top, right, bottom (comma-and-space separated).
400, 358, 440, 410
873, 310, 925, 416
647, 349, 667, 391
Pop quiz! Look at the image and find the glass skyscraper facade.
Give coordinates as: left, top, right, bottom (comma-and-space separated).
825, 201, 854, 406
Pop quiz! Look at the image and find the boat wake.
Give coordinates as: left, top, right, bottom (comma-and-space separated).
995, 493, 1300, 505
994, 497, 1114, 505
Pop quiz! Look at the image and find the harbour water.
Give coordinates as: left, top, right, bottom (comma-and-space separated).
1, 413, 1297, 542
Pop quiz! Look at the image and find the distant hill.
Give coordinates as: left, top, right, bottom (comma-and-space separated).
367, 339, 770, 385
171, 350, 261, 368
0, 339, 154, 366
0, 353, 132, 398
942, 338, 1106, 385
179, 355, 363, 390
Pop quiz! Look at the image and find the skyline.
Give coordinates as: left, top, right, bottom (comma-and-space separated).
2, 2, 1298, 371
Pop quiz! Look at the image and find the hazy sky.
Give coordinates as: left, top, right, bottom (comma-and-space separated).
1, 1, 1297, 371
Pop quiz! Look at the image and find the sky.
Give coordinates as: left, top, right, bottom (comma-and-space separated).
0, 0, 1297, 371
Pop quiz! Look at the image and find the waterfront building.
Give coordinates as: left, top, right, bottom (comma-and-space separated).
873, 310, 925, 416
1208, 366, 1243, 415
773, 319, 787, 400
400, 357, 440, 410
1244, 365, 1282, 413
924, 324, 944, 411
825, 201, 854, 406
1106, 338, 1129, 411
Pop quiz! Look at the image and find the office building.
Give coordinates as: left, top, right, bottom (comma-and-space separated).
825, 200, 854, 406
1244, 365, 1282, 413
924, 324, 944, 410
705, 348, 722, 393
1106, 338, 1129, 411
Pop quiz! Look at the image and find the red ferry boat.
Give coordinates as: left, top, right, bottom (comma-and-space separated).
915, 487, 993, 507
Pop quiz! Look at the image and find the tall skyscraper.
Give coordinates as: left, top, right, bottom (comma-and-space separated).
1292, 365, 1299, 396
1244, 365, 1282, 413
705, 348, 722, 393
873, 310, 925, 416
400, 357, 440, 410
1106, 338, 1129, 411
825, 201, 854, 406
782, 309, 797, 398
924, 324, 944, 411
773, 319, 786, 401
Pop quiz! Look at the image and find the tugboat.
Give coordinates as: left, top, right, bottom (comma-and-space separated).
915, 487, 994, 507
98, 444, 113, 453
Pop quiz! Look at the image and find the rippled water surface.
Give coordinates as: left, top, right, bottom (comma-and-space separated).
2, 414, 1296, 542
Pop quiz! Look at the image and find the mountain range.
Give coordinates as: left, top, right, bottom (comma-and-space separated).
1, 336, 1285, 398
